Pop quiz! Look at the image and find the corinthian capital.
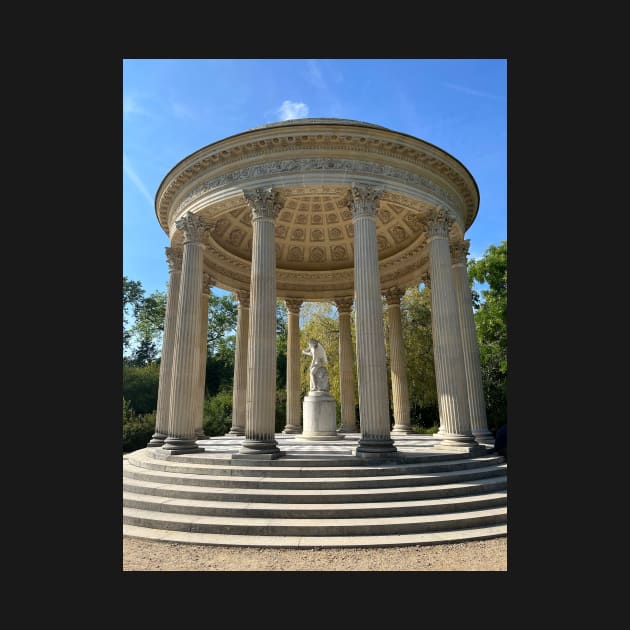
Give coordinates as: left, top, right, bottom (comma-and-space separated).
243, 188, 283, 221
334, 296, 354, 313
235, 289, 250, 309
425, 207, 454, 239
350, 183, 383, 219
450, 239, 470, 266
165, 247, 183, 272
175, 212, 209, 245
202, 272, 214, 293
383, 287, 405, 306
285, 299, 303, 314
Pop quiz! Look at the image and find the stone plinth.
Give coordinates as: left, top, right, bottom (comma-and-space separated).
296, 392, 344, 441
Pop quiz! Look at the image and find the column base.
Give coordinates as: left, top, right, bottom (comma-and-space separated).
195, 429, 208, 440
162, 437, 204, 454
147, 432, 167, 447
282, 424, 302, 434
338, 424, 358, 433
234, 439, 283, 459
226, 427, 245, 436
433, 432, 485, 454
354, 437, 397, 456
391, 424, 413, 435
472, 429, 495, 446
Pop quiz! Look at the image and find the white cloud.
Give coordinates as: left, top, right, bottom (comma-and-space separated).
171, 102, 195, 120
307, 60, 326, 89
123, 95, 148, 119
277, 100, 309, 121
442, 82, 500, 99
123, 153, 154, 207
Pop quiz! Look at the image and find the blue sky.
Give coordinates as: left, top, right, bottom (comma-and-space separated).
123, 59, 506, 298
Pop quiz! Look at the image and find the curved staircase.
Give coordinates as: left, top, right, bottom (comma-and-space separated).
123, 434, 507, 548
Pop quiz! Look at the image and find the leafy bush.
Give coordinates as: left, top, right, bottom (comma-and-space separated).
122, 398, 155, 452
203, 390, 233, 437
122, 363, 160, 414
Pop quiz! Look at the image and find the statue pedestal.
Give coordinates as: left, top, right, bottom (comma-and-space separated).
296, 391, 344, 441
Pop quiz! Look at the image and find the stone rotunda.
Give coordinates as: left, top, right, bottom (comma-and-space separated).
124, 118, 506, 548
148, 117, 492, 458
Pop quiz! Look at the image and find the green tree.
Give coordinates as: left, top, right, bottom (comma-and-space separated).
468, 240, 507, 431
123, 276, 144, 352
397, 286, 438, 428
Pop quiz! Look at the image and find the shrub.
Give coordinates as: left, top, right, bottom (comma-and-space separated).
203, 390, 233, 437
122, 398, 155, 452
122, 363, 160, 414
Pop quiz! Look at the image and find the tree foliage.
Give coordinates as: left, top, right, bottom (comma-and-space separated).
468, 240, 507, 430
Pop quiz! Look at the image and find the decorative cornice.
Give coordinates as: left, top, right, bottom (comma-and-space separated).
157, 131, 477, 230
285, 298, 303, 314
243, 188, 282, 221
175, 212, 209, 245
334, 297, 354, 313
450, 239, 470, 266
165, 247, 183, 272
350, 183, 383, 219
383, 287, 405, 305
173, 157, 462, 220
425, 207, 453, 240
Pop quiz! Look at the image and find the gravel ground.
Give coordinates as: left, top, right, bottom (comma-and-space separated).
123, 536, 507, 571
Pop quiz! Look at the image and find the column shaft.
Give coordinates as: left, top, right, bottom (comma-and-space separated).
228, 291, 249, 435
148, 247, 182, 447
426, 209, 477, 450
451, 241, 493, 443
336, 298, 357, 433
283, 300, 303, 433
163, 213, 207, 454
237, 188, 282, 458
351, 184, 396, 456
385, 289, 412, 434
194, 275, 212, 439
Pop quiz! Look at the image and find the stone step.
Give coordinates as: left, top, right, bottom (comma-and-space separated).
123, 506, 507, 537
128, 449, 503, 478
123, 474, 507, 503
123, 522, 507, 548
123, 489, 507, 518
123, 460, 506, 490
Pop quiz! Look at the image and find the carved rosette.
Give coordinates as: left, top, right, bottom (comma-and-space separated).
383, 287, 405, 306
334, 297, 353, 313
449, 239, 470, 266
165, 247, 183, 272
420, 271, 431, 290
243, 188, 282, 222
425, 207, 453, 240
175, 212, 209, 245
236, 289, 250, 309
202, 272, 214, 294
285, 298, 303, 314
350, 183, 383, 220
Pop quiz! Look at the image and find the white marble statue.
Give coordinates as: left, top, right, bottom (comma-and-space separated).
302, 339, 330, 392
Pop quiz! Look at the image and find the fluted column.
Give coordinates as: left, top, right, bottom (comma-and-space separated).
148, 247, 182, 447
283, 299, 303, 434
227, 290, 249, 436
426, 208, 478, 450
384, 287, 412, 434
335, 297, 357, 433
451, 239, 493, 444
350, 183, 396, 457
194, 272, 213, 440
236, 188, 283, 459
163, 212, 208, 454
